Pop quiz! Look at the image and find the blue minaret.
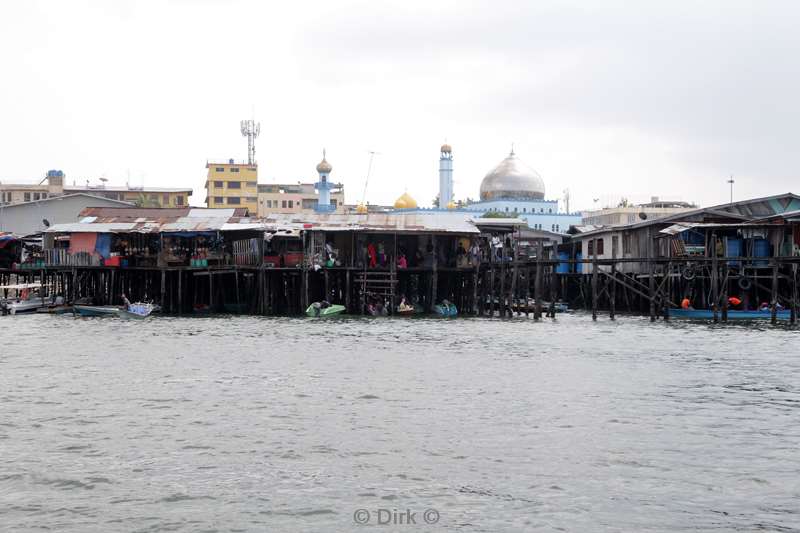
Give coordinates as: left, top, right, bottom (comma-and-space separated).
315, 150, 335, 213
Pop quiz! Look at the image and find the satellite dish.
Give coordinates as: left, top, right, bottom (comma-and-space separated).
638, 212, 648, 220
42, 219, 50, 227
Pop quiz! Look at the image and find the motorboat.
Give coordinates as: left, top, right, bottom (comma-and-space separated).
434, 300, 458, 317
306, 302, 346, 317
0, 283, 64, 315
118, 302, 159, 319
73, 305, 122, 317
670, 308, 792, 321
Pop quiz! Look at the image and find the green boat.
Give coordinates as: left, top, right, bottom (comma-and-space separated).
306, 302, 346, 317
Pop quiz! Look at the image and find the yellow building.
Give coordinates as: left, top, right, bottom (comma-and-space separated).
204, 160, 259, 213
256, 182, 345, 216
0, 170, 191, 207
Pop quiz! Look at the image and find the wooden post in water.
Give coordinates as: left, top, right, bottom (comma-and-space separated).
160, 270, 166, 309
209, 269, 214, 311
431, 235, 438, 311
771, 261, 779, 325
647, 230, 656, 322
609, 233, 617, 320
499, 260, 506, 317
791, 264, 798, 325
591, 238, 598, 321
711, 232, 719, 323
534, 242, 543, 320
345, 269, 351, 312
177, 269, 182, 314
472, 262, 479, 316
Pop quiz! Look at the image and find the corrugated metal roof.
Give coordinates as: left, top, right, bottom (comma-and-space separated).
44, 209, 480, 235
260, 212, 480, 234
47, 223, 138, 233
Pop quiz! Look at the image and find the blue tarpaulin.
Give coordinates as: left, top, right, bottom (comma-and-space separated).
95, 233, 112, 259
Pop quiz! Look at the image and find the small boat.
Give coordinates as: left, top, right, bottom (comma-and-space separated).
397, 303, 423, 316
118, 302, 158, 319
0, 284, 64, 315
434, 301, 458, 317
670, 308, 792, 321
73, 305, 121, 317
306, 302, 346, 317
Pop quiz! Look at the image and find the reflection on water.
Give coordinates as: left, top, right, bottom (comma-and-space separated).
1, 313, 799, 531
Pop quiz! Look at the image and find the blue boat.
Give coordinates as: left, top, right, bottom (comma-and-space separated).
670, 308, 792, 321
434, 301, 458, 317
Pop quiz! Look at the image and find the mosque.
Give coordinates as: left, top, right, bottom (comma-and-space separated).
390, 144, 582, 234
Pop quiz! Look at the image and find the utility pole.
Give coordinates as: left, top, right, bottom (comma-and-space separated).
727, 175, 734, 204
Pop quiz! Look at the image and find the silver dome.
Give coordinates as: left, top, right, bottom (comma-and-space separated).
479, 152, 545, 201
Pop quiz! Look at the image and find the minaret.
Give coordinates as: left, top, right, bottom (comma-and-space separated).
315, 150, 334, 212
438, 143, 453, 208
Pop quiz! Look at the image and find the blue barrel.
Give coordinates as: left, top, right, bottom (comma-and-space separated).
753, 238, 770, 267
574, 252, 582, 274
556, 251, 570, 274
726, 237, 742, 267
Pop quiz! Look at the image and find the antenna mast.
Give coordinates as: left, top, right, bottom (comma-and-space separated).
361, 150, 380, 205
240, 119, 261, 165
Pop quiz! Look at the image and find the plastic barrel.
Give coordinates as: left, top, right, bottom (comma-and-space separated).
556, 251, 570, 274
726, 237, 742, 267
574, 252, 583, 274
753, 238, 770, 267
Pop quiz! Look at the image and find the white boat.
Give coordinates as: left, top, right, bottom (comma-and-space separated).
0, 283, 64, 315
118, 302, 159, 319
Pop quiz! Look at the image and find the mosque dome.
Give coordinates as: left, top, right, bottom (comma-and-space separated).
479, 151, 545, 201
446, 201, 457, 209
394, 192, 418, 209
441, 143, 452, 153
316, 156, 332, 174
356, 203, 368, 214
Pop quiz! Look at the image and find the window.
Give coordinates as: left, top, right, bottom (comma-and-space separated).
612, 235, 619, 256
230, 167, 240, 173
548, 208, 552, 213
288, 200, 293, 209
505, 207, 509, 212
214, 181, 223, 188
176, 195, 184, 206
163, 193, 169, 204
246, 181, 257, 188
302, 198, 317, 209
227, 197, 241, 205
514, 207, 518, 212
24, 192, 31, 202
588, 238, 605, 256
623, 234, 632, 254
523, 208, 527, 213
33, 193, 41, 201
215, 167, 225, 172
228, 181, 241, 189
246, 197, 257, 202
540, 208, 544, 213
282, 200, 287, 208
213, 196, 224, 204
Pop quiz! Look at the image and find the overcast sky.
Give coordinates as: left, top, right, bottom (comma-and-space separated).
2, 0, 798, 210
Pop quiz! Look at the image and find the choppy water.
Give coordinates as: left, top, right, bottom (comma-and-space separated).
1, 313, 799, 532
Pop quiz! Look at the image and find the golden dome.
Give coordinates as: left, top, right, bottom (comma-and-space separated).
394, 192, 418, 209
316, 158, 332, 173
316, 149, 332, 173
446, 201, 457, 209
441, 143, 452, 153
355, 203, 368, 214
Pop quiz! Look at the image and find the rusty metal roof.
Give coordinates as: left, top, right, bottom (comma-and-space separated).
47, 207, 252, 234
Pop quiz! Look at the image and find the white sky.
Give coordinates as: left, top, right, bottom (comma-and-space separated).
1, 0, 798, 210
